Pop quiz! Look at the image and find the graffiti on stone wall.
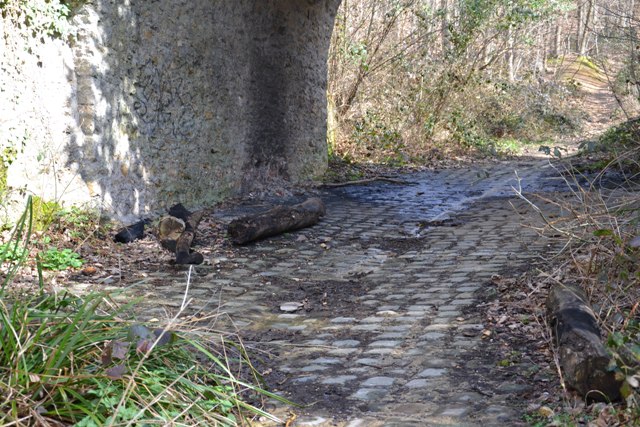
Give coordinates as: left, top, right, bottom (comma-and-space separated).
132, 58, 198, 141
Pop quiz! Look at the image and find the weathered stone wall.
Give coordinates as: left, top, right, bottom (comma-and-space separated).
0, 12, 91, 218
1, 0, 340, 221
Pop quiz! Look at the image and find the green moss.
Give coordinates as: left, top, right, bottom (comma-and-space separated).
576, 55, 601, 73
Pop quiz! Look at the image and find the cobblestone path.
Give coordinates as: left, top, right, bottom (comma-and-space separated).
128, 160, 568, 426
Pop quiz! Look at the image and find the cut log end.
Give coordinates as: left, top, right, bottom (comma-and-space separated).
160, 204, 206, 265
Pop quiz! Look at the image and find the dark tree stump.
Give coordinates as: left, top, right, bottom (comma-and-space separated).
228, 197, 325, 245
160, 204, 206, 265
547, 284, 622, 402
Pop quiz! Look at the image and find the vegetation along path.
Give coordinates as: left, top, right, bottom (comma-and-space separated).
76, 160, 582, 426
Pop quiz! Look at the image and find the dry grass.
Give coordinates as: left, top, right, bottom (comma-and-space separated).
517, 151, 640, 424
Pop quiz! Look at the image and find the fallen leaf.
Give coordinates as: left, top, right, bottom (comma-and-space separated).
113, 340, 130, 359
136, 338, 153, 354
105, 364, 127, 379
82, 266, 97, 276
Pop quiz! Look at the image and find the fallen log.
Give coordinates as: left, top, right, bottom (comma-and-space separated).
159, 204, 206, 265
228, 197, 325, 245
547, 283, 622, 402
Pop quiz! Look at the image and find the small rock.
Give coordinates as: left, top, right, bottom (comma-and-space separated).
280, 302, 304, 312
376, 310, 399, 316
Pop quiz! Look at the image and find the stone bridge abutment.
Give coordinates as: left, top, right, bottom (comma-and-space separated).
1, 0, 342, 220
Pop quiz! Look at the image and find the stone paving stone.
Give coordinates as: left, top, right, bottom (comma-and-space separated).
355, 358, 384, 367
321, 375, 358, 385
405, 378, 431, 389
406, 304, 432, 311
351, 388, 387, 401
299, 365, 330, 372
440, 406, 469, 417
360, 316, 385, 323
361, 376, 396, 387
377, 304, 401, 311
438, 309, 462, 317
364, 348, 395, 355
422, 324, 452, 331
417, 368, 447, 377
420, 332, 447, 340
311, 357, 342, 364
333, 339, 360, 347
391, 316, 423, 323
348, 367, 370, 374
449, 298, 476, 305
384, 324, 413, 332
330, 317, 357, 323
352, 324, 382, 332
376, 332, 405, 339
292, 375, 318, 384
328, 348, 361, 356
430, 317, 455, 325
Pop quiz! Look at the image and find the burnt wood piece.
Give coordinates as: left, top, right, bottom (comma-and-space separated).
168, 203, 192, 221
164, 204, 206, 265
114, 220, 147, 243
228, 197, 326, 245
547, 284, 622, 402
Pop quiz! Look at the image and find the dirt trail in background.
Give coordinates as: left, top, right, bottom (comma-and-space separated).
558, 56, 622, 140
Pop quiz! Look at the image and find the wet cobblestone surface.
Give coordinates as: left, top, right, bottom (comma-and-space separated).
100, 160, 570, 426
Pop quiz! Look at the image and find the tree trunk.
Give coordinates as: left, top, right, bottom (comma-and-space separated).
228, 198, 326, 245
576, 3, 583, 53
546, 284, 622, 402
507, 28, 516, 81
552, 21, 561, 57
440, 0, 450, 54
578, 0, 594, 55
